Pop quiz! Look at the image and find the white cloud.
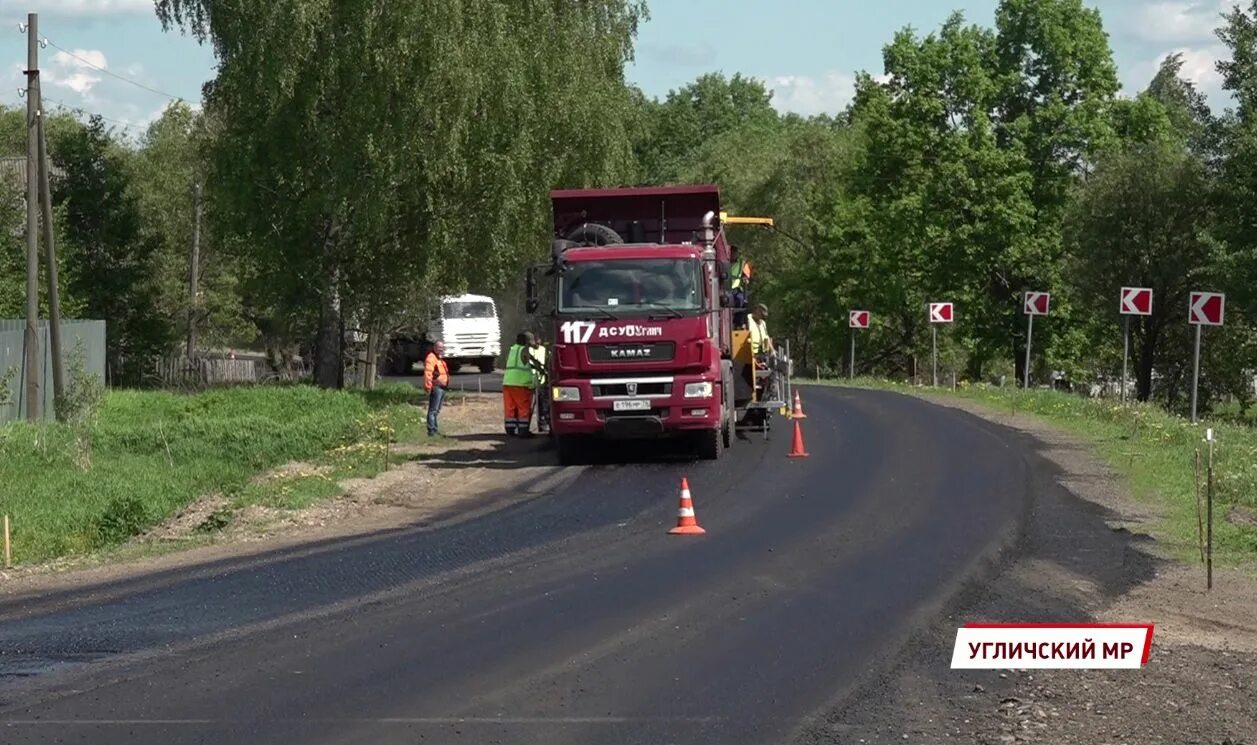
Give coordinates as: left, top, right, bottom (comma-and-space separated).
1126, 45, 1226, 92
767, 72, 856, 116
1171, 46, 1226, 90
1, 0, 152, 17
1131, 1, 1240, 44
44, 48, 107, 98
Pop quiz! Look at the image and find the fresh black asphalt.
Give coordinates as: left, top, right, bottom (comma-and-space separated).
0, 386, 1032, 744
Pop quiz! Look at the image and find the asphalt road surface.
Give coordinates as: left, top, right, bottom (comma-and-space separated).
383, 368, 504, 394
0, 386, 1030, 745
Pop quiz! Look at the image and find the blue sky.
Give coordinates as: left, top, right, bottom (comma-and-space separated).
0, 0, 1240, 140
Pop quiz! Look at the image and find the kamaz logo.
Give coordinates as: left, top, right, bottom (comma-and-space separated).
560, 321, 663, 344
610, 347, 654, 359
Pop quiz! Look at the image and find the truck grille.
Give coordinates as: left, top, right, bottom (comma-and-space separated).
593, 381, 672, 398
587, 342, 676, 363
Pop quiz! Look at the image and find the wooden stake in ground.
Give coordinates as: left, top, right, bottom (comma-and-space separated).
3, 514, 11, 569
1194, 448, 1205, 562
1206, 428, 1215, 591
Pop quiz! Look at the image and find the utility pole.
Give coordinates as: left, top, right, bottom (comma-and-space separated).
22, 13, 40, 422
37, 92, 64, 416
187, 180, 203, 358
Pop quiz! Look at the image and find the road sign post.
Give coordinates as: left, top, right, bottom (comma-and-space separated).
848, 311, 870, 380
1188, 291, 1225, 424
1022, 292, 1050, 390
928, 303, 953, 387
1119, 287, 1152, 402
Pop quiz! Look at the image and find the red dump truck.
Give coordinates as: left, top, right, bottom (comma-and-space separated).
525, 185, 791, 465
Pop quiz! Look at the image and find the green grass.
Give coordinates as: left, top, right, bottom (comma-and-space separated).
0, 382, 440, 566
823, 378, 1257, 564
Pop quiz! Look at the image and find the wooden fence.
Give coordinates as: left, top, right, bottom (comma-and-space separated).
153, 356, 262, 388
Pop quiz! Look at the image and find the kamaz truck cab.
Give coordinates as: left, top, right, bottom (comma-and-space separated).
525, 185, 791, 466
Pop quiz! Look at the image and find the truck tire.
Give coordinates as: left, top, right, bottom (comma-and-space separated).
478, 357, 495, 374
696, 426, 723, 461
448, 362, 462, 375
565, 223, 623, 246
721, 415, 732, 449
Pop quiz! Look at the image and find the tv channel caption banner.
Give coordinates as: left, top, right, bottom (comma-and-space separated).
952, 624, 1155, 669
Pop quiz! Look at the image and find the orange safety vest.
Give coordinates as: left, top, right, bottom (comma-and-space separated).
424, 352, 449, 391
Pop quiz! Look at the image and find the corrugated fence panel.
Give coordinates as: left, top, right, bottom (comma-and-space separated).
0, 319, 107, 425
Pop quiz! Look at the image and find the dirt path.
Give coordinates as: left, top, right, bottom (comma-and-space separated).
0, 395, 565, 599
820, 393, 1257, 745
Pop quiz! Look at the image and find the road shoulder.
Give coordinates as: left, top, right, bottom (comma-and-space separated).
810, 392, 1257, 744
0, 394, 561, 602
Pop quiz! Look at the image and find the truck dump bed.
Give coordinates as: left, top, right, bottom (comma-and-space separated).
551, 185, 723, 251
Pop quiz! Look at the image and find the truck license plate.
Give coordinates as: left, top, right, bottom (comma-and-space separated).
613, 399, 650, 412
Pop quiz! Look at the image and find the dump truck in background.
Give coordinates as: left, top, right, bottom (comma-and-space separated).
525, 184, 791, 465
384, 293, 502, 376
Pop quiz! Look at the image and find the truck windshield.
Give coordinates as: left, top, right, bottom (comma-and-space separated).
443, 301, 495, 319
559, 258, 702, 313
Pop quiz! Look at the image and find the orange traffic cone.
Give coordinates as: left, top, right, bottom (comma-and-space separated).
787, 418, 809, 458
668, 477, 706, 535
791, 390, 807, 419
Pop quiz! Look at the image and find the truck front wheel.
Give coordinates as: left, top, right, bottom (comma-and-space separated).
696, 426, 724, 461
478, 357, 495, 374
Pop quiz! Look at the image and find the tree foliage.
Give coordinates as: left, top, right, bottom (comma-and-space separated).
53, 116, 173, 384
154, 0, 647, 386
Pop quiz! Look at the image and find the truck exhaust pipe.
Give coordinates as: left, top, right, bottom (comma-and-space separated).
701, 211, 719, 342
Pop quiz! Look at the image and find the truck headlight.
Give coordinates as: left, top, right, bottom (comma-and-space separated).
684, 382, 713, 398
552, 386, 580, 402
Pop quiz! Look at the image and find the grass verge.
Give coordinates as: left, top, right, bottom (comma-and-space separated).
824, 378, 1257, 564
0, 382, 445, 567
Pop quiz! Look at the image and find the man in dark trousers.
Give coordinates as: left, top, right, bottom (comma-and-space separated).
424, 341, 450, 436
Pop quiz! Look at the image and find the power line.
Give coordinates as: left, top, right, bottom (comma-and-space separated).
40, 95, 147, 134
43, 38, 196, 103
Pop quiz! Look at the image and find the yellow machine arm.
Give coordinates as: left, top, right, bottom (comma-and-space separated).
719, 212, 775, 228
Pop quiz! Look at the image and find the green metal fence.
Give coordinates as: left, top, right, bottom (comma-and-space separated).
0, 319, 106, 425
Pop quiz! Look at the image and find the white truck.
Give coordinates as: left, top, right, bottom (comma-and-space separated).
385, 294, 502, 375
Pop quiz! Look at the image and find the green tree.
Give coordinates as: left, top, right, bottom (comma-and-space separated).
130, 101, 252, 352
53, 116, 174, 383
635, 72, 780, 184
1215, 1, 1257, 318
1065, 140, 1215, 403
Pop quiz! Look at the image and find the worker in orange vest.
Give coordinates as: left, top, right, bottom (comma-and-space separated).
424, 341, 450, 436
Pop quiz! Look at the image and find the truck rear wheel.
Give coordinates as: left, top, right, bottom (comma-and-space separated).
696, 426, 723, 461
478, 357, 495, 374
